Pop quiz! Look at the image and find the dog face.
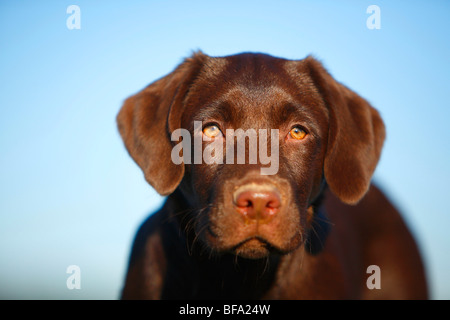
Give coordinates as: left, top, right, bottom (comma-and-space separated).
117, 52, 385, 259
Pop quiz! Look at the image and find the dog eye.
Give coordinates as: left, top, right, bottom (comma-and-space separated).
203, 124, 223, 138
289, 126, 307, 140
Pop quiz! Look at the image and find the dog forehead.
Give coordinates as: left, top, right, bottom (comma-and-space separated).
199, 53, 321, 101
181, 53, 327, 128
223, 84, 296, 105
201, 52, 291, 84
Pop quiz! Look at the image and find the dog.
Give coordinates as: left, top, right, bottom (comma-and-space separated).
116, 51, 428, 299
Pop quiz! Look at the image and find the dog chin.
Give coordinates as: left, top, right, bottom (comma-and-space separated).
231, 237, 282, 259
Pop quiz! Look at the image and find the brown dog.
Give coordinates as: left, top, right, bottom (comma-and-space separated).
117, 51, 428, 299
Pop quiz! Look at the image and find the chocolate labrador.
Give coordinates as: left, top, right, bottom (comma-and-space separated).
117, 51, 428, 299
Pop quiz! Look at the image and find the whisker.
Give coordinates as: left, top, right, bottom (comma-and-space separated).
187, 204, 220, 255
261, 255, 270, 276
191, 220, 209, 254
313, 215, 334, 227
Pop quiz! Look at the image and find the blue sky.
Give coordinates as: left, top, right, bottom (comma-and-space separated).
0, 0, 449, 299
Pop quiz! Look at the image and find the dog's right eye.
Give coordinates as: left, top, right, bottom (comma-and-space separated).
202, 124, 223, 138
288, 126, 308, 140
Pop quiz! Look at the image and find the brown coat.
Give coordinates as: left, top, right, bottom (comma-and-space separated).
117, 52, 428, 299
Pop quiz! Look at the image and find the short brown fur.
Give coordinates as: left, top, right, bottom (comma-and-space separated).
117, 51, 427, 299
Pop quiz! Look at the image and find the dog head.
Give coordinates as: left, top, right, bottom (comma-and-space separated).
117, 51, 385, 259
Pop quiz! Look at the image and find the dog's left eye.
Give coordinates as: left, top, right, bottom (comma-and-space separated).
289, 126, 307, 140
203, 124, 223, 138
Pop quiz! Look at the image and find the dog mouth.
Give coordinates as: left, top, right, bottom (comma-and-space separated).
231, 237, 284, 259
204, 225, 288, 259
203, 218, 303, 259
200, 203, 304, 259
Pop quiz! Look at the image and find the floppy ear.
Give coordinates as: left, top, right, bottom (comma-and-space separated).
304, 56, 385, 204
117, 52, 207, 195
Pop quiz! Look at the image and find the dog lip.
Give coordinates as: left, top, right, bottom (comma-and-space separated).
228, 230, 303, 256
231, 236, 281, 253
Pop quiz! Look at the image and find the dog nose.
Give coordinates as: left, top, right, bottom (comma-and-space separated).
233, 186, 281, 223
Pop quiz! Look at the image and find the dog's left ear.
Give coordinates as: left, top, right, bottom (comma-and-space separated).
304, 57, 386, 204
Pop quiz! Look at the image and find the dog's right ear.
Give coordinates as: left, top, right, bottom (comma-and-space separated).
117, 52, 207, 195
